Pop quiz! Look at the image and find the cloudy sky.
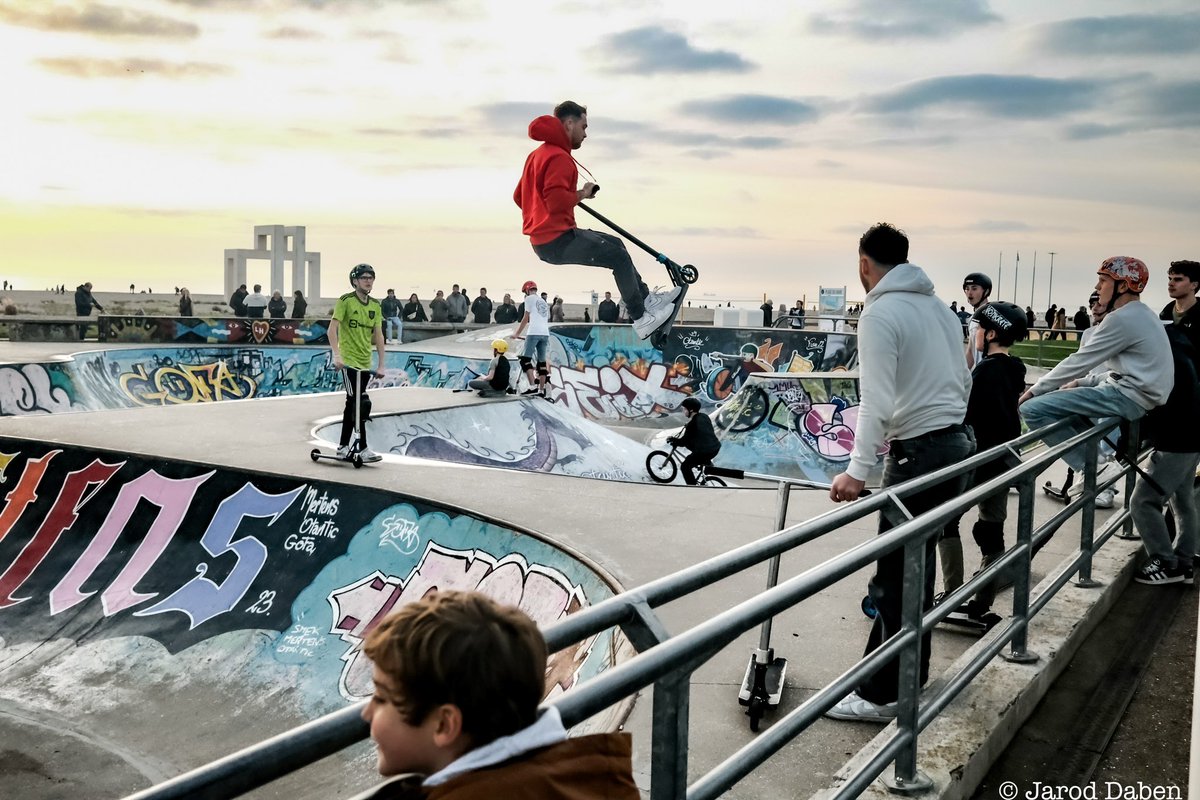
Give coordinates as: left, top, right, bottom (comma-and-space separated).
2, 0, 1197, 312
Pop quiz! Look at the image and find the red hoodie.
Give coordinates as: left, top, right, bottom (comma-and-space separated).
514, 115, 578, 245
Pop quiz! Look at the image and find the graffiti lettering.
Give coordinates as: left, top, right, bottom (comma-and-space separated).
245, 590, 276, 615
324, 543, 590, 699
135, 483, 305, 629
0, 365, 76, 415
379, 515, 420, 555
551, 362, 689, 422
284, 533, 317, 554
119, 361, 257, 406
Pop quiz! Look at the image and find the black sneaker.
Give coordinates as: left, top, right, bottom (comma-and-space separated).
1183, 565, 1195, 586
521, 388, 540, 396
1135, 557, 1186, 586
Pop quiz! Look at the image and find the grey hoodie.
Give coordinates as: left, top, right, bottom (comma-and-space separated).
848, 262, 972, 481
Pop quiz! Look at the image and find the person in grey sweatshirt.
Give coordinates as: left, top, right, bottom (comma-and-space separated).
1020, 256, 1172, 473
826, 223, 974, 723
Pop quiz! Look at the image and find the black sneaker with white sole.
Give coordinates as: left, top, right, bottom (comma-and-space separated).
1135, 557, 1187, 585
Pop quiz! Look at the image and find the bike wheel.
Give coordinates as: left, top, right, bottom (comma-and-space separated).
646, 450, 678, 483
702, 475, 727, 487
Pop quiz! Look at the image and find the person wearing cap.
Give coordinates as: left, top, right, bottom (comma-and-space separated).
468, 340, 514, 397
513, 280, 551, 397
1020, 257, 1172, 475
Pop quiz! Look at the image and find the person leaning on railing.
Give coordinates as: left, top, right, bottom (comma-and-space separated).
826, 222, 974, 723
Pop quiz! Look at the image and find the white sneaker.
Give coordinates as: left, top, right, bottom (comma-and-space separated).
632, 304, 673, 340
643, 286, 681, 312
359, 447, 382, 463
336, 445, 351, 459
1095, 488, 1116, 509
825, 691, 897, 722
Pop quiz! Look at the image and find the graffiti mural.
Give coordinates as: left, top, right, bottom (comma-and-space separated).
546, 324, 857, 423
0, 346, 489, 416
699, 372, 886, 486
0, 439, 622, 720
98, 315, 332, 346
318, 397, 668, 483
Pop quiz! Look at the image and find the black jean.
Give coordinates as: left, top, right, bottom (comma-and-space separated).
533, 229, 650, 320
680, 451, 716, 485
856, 425, 976, 705
340, 367, 372, 449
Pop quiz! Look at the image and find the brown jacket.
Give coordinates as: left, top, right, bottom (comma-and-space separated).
368, 733, 638, 800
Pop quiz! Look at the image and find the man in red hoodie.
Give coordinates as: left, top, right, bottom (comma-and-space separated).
514, 100, 679, 340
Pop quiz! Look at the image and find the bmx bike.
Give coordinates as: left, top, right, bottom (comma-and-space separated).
645, 443, 727, 486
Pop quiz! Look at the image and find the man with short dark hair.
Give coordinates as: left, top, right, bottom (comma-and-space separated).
826, 223, 974, 722
1163, 259, 1200, 354
471, 287, 494, 324
514, 101, 679, 341
447, 284, 469, 323
597, 291, 619, 323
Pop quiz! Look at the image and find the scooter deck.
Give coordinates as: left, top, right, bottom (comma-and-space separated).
939, 610, 1003, 636
649, 282, 688, 350
310, 447, 365, 468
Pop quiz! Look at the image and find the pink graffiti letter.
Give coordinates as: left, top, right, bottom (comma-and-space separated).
50, 471, 212, 616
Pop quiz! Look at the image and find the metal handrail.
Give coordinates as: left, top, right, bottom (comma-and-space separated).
126, 416, 1135, 800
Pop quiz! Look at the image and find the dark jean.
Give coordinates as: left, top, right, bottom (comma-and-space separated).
533, 229, 650, 320
857, 425, 976, 705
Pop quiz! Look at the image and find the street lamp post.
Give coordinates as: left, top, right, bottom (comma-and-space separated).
1031, 251, 1037, 308
1047, 251, 1056, 308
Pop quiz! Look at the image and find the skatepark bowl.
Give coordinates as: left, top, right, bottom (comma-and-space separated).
0, 324, 1162, 799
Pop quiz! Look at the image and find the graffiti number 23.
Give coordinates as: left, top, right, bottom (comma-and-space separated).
245, 590, 275, 614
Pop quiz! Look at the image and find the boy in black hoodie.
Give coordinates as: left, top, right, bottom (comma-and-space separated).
939, 301, 1028, 622
668, 396, 721, 485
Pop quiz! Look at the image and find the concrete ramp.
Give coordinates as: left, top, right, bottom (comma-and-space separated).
314, 396, 669, 483
665, 371, 886, 487
0, 437, 630, 798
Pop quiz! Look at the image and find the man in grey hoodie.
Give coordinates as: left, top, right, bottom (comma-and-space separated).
827, 222, 974, 722
447, 284, 470, 323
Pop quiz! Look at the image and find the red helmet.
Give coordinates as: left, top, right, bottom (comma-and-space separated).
1097, 256, 1148, 294
522, 280, 538, 293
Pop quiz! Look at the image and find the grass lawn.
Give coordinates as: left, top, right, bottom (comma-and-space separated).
1009, 336, 1080, 368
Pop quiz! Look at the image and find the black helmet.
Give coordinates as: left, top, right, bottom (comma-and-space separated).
974, 301, 1027, 346
681, 397, 702, 413
963, 272, 992, 296
349, 263, 376, 285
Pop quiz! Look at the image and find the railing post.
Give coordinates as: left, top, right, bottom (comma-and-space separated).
1120, 420, 1139, 538
1002, 475, 1040, 664
883, 535, 933, 794
649, 669, 691, 800
1076, 437, 1102, 587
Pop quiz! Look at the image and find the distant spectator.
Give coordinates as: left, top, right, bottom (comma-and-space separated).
550, 296, 565, 322
429, 290, 449, 322
268, 290, 287, 319
380, 289, 403, 343
75, 282, 104, 340
598, 290, 619, 323
471, 288, 494, 324
1025, 306, 1036, 338
760, 298, 773, 327
403, 292, 428, 323
229, 284, 248, 316
1050, 307, 1067, 340
129, 283, 135, 293
291, 290, 308, 319
244, 284, 268, 318
1072, 305, 1090, 338
494, 293, 520, 324
789, 299, 806, 329
178, 287, 193, 316
1044, 303, 1057, 333
447, 284, 469, 323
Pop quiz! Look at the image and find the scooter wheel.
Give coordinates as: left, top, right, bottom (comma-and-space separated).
747, 695, 765, 732
861, 595, 877, 619
680, 264, 699, 284
352, 454, 364, 469
309, 449, 321, 462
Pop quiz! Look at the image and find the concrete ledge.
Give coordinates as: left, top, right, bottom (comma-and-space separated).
817, 534, 1143, 799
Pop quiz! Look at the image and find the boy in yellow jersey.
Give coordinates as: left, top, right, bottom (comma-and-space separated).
329, 263, 386, 462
